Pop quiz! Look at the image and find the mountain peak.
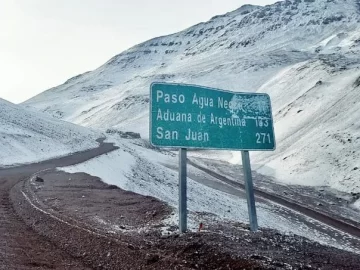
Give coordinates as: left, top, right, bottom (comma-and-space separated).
237, 4, 261, 10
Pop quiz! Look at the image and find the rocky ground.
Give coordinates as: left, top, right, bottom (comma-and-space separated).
7, 168, 360, 269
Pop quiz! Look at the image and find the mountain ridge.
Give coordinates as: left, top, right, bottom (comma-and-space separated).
26, 0, 360, 100
23, 0, 360, 193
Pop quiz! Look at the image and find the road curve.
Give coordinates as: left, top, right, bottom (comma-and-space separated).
0, 139, 118, 269
188, 159, 360, 239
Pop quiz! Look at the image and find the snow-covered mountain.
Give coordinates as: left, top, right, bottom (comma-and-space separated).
0, 98, 101, 166
23, 0, 360, 193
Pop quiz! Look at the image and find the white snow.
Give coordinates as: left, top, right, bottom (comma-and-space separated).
62, 149, 136, 188
252, 62, 360, 193
353, 199, 360, 210
0, 98, 101, 167
22, 0, 360, 192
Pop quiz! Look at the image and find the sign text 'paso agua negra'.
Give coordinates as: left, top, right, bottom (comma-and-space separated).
150, 83, 275, 150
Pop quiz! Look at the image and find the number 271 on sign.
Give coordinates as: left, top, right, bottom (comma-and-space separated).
256, 133, 271, 144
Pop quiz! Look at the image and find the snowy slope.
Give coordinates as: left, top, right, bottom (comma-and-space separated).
252, 61, 360, 193
60, 137, 360, 253
0, 98, 101, 166
23, 0, 360, 193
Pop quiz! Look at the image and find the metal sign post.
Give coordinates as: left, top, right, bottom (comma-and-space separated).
241, 150, 258, 231
179, 148, 187, 233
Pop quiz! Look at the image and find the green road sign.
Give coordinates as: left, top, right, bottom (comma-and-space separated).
150, 83, 276, 150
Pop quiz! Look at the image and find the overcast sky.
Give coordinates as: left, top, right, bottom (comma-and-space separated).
1, 0, 278, 103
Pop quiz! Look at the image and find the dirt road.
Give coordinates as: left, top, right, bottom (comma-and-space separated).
0, 139, 117, 269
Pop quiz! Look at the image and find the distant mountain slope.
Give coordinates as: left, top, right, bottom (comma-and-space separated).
0, 98, 101, 166
23, 0, 360, 193
253, 60, 360, 193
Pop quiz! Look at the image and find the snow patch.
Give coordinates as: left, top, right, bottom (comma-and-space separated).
62, 150, 135, 188
353, 199, 360, 210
